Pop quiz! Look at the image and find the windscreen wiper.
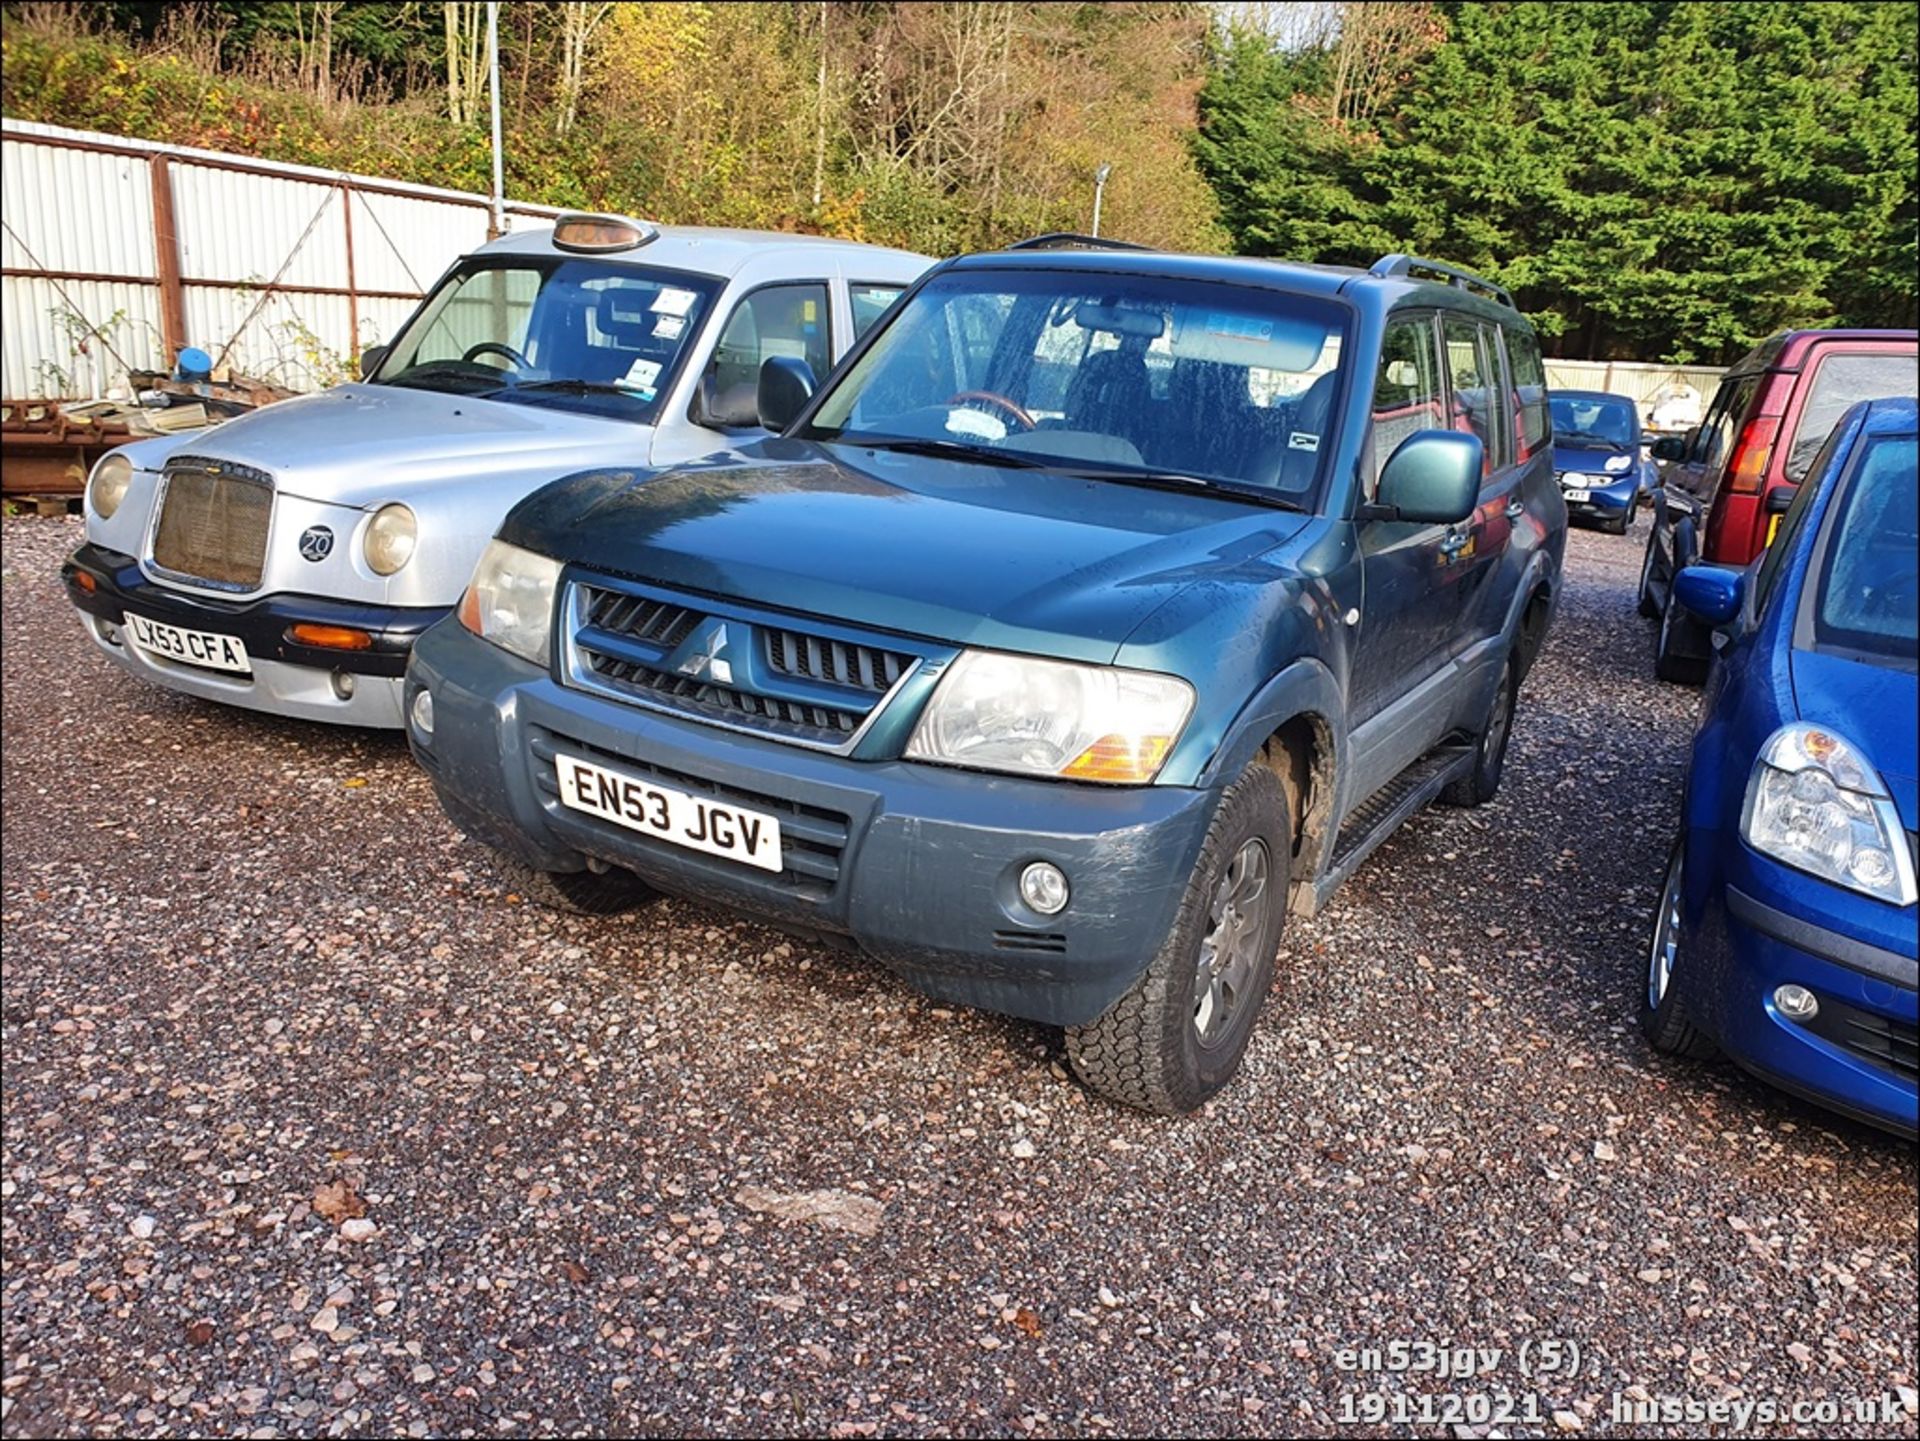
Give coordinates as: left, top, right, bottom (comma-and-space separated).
382, 363, 501, 391
497, 379, 647, 398
832, 435, 1052, 468
1050, 465, 1308, 511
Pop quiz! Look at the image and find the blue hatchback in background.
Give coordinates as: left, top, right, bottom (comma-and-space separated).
1551, 389, 1651, 534
1644, 397, 1917, 1135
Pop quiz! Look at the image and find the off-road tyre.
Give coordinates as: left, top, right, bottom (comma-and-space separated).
1065, 762, 1290, 1114
1441, 653, 1519, 807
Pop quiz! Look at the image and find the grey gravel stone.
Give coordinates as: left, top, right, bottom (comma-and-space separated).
2, 514, 1914, 1438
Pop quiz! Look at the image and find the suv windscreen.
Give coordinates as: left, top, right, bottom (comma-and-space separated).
372, 258, 722, 422
1804, 433, 1918, 670
802, 268, 1348, 503
1785, 351, 1920, 482
1551, 394, 1637, 449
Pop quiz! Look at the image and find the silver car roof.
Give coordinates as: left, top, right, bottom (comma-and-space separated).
472, 223, 927, 278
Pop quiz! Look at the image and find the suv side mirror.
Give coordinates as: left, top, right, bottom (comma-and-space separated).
359, 344, 388, 378
692, 370, 764, 430
1672, 564, 1744, 627
1650, 435, 1686, 463
1374, 430, 1482, 525
758, 356, 817, 431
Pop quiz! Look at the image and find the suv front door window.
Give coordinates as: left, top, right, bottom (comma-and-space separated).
1353, 313, 1466, 728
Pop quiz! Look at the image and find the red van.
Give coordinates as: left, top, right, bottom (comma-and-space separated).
1638, 329, 1918, 682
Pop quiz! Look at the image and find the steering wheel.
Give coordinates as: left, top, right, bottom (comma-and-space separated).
948, 390, 1036, 432
462, 341, 530, 370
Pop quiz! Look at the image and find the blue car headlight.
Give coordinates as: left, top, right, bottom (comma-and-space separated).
1741, 723, 1918, 906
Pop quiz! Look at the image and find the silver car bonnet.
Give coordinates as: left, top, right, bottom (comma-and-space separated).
141, 383, 656, 507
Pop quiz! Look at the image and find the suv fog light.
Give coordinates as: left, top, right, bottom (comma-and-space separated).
330, 670, 356, 701
1020, 861, 1070, 916
411, 688, 435, 737
1774, 984, 1819, 1021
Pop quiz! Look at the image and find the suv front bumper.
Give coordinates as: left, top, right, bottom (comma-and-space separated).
64, 543, 444, 728
407, 618, 1221, 1027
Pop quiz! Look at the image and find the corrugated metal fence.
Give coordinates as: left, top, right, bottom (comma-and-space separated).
1, 118, 565, 398
1543, 358, 1726, 423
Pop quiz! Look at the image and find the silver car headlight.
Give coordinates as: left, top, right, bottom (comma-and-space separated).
364, 503, 417, 575
1741, 723, 1917, 905
88, 453, 133, 520
905, 651, 1194, 784
456, 539, 562, 668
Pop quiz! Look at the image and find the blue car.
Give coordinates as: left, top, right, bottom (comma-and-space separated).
1644, 397, 1917, 1135
1550, 389, 1651, 534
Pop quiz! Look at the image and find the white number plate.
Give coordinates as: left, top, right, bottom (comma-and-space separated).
1563, 487, 1591, 503
124, 611, 251, 674
555, 752, 783, 873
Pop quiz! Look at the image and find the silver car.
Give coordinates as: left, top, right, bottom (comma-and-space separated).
63, 214, 929, 727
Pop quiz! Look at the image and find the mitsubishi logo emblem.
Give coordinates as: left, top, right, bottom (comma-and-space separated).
675, 619, 734, 686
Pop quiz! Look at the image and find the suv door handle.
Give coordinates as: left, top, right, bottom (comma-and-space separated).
1505, 497, 1526, 520
1439, 528, 1470, 557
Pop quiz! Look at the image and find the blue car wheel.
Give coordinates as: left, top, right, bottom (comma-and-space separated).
1640, 840, 1719, 1059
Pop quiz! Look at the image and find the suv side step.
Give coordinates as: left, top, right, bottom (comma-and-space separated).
1294, 743, 1475, 916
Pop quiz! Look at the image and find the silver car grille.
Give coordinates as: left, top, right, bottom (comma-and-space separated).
149, 457, 274, 591
561, 574, 927, 752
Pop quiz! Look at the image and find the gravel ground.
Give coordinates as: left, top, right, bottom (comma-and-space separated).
3, 513, 1915, 1439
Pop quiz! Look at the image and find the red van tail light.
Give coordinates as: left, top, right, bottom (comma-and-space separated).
1726, 414, 1779, 494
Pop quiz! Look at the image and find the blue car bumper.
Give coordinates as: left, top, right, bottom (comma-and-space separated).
1562, 476, 1638, 523
406, 619, 1221, 1027
1686, 840, 1918, 1136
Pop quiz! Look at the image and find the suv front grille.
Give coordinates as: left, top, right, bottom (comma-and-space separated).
764, 628, 912, 694
150, 457, 273, 591
563, 575, 925, 752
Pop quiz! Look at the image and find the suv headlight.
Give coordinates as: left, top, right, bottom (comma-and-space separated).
88, 453, 133, 520
456, 539, 562, 668
905, 651, 1194, 784
364, 503, 417, 575
1741, 723, 1917, 905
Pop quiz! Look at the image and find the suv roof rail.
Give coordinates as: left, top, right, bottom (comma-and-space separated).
1370, 253, 1514, 309
1006, 232, 1154, 253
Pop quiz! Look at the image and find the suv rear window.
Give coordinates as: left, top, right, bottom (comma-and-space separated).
1786, 351, 1920, 483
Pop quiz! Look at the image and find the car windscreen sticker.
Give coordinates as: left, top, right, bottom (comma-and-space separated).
619, 358, 662, 394
1288, 431, 1321, 452
651, 287, 698, 316
946, 409, 1008, 441
653, 314, 686, 341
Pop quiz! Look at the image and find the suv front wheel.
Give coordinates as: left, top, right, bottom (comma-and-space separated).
1066, 762, 1290, 1114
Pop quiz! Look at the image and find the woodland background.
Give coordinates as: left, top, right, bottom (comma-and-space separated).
2, 0, 1915, 362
